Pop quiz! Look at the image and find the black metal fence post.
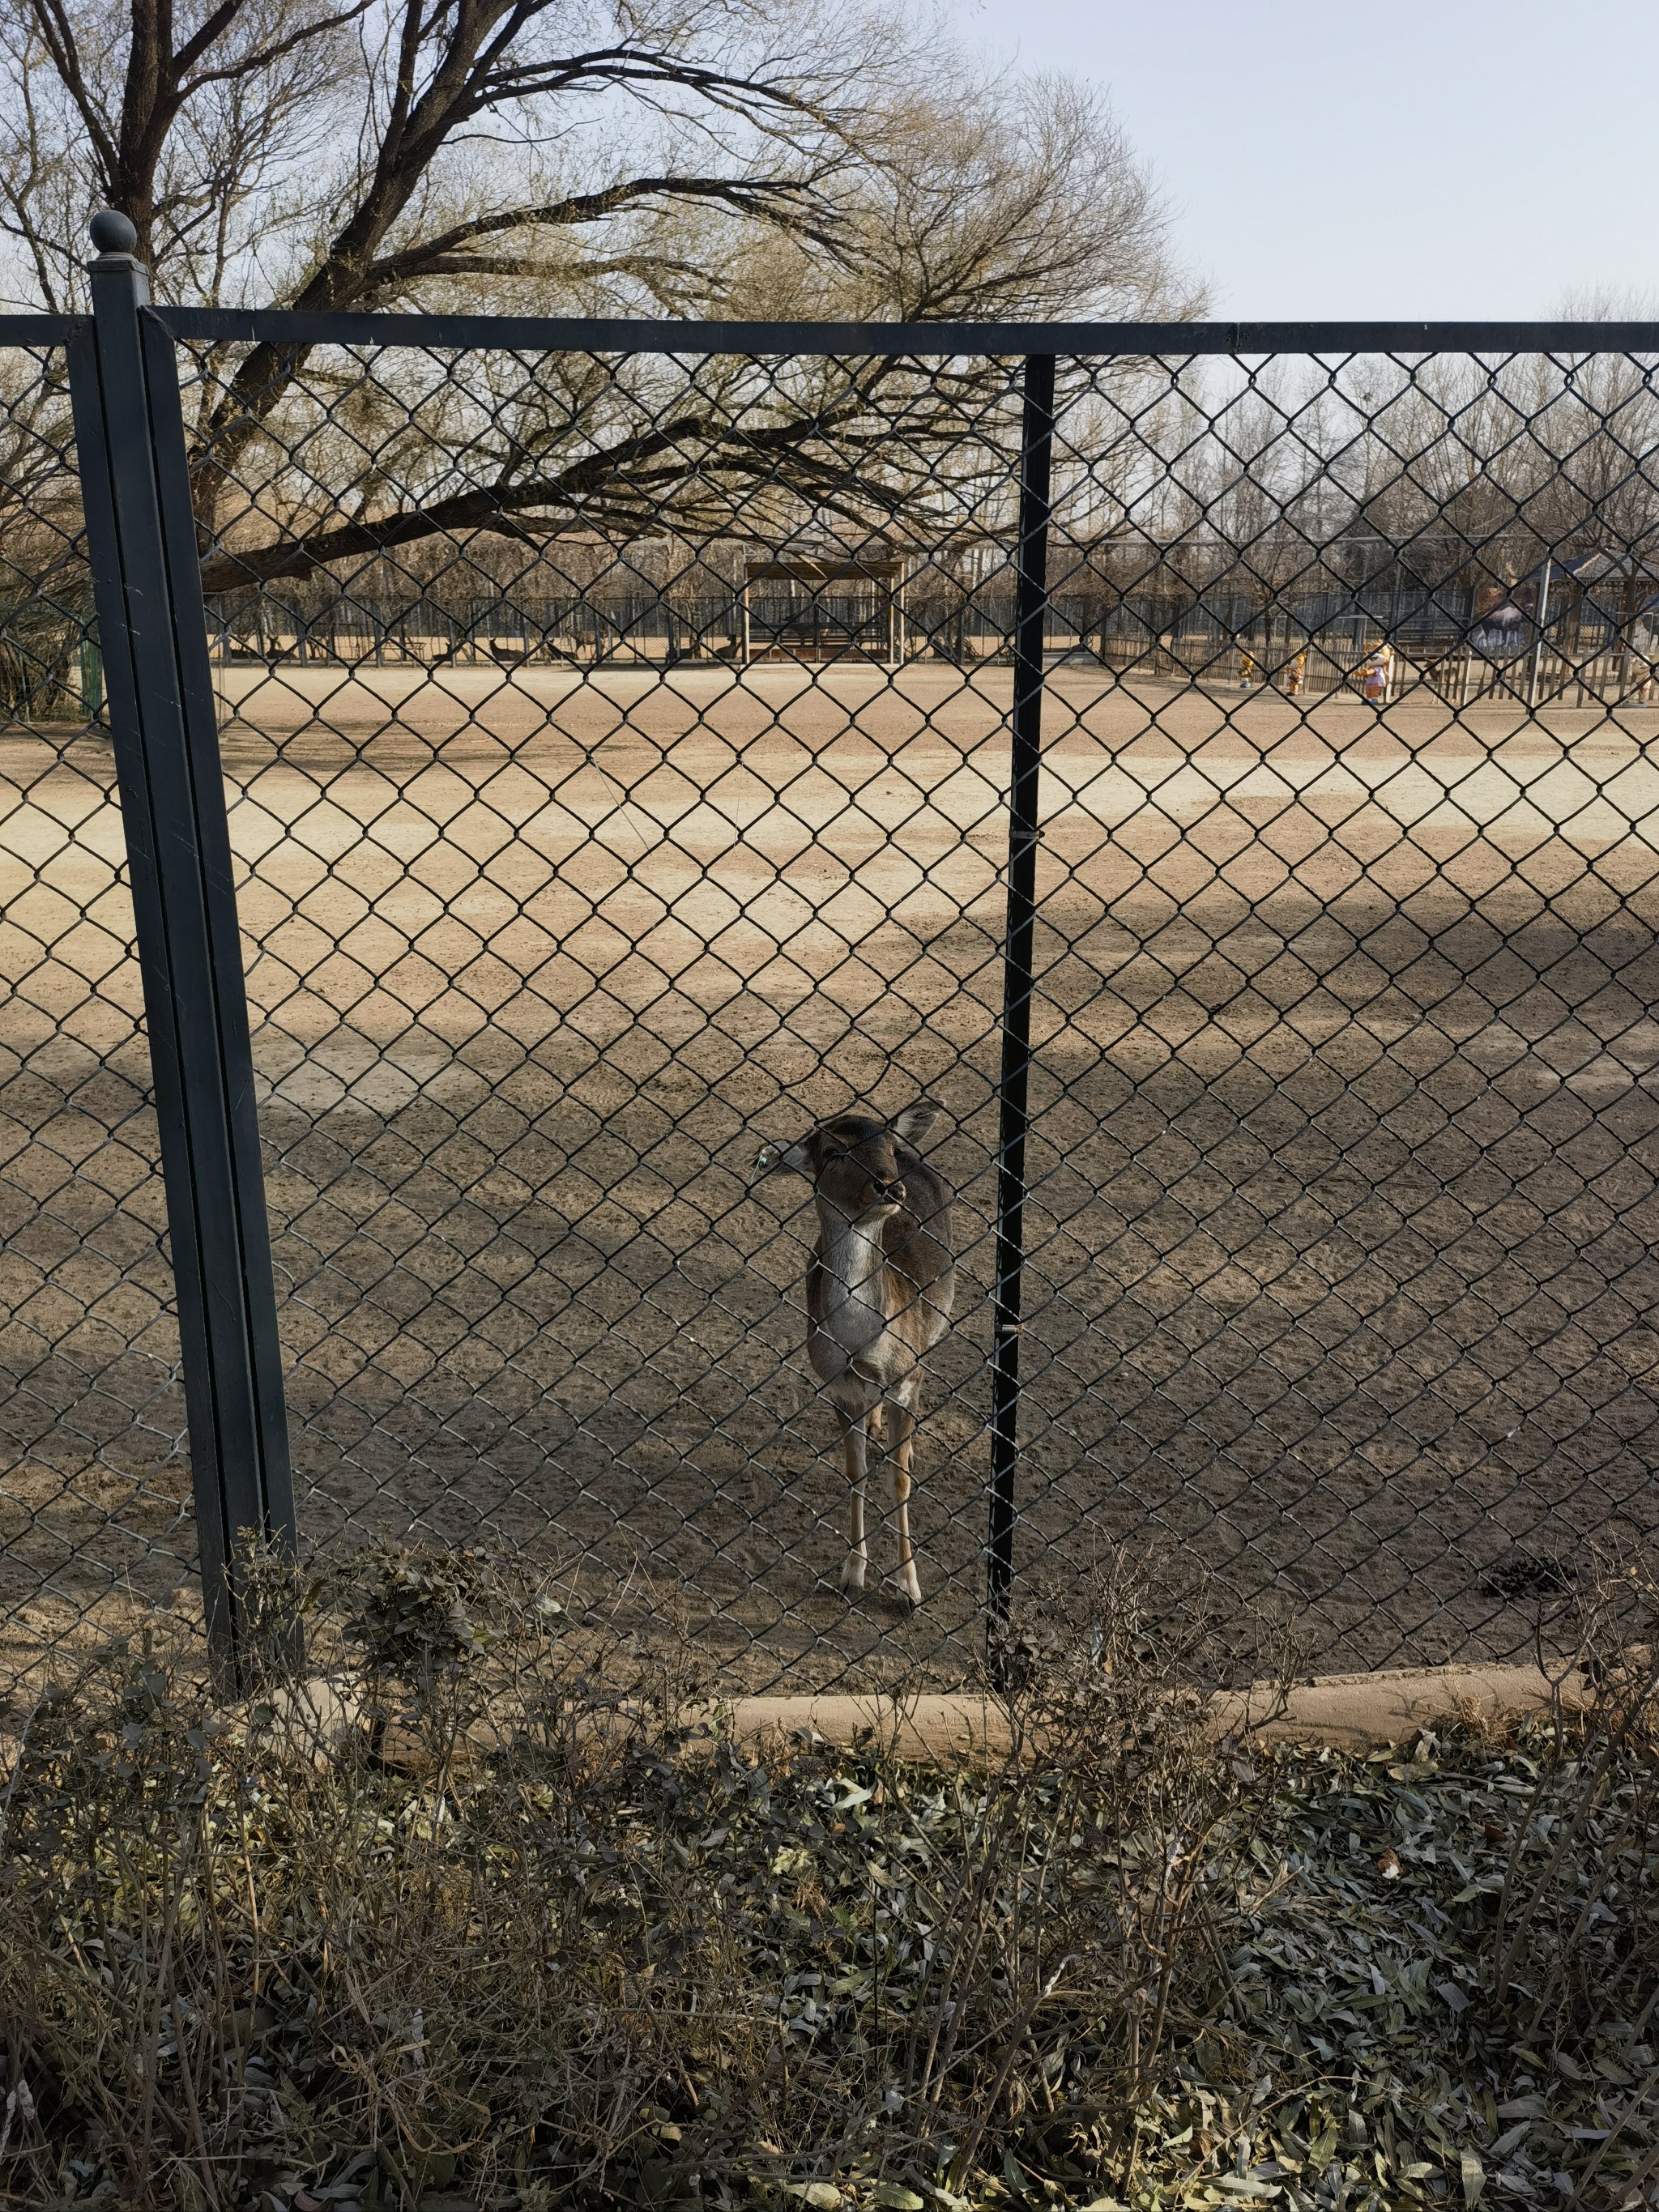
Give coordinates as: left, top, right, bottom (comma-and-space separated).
67, 211, 296, 1687
987, 352, 1056, 1646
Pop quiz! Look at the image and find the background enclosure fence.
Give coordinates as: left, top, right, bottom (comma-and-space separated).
5, 243, 1659, 1702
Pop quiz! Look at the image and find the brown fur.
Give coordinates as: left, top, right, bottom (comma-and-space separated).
755, 1103, 955, 1605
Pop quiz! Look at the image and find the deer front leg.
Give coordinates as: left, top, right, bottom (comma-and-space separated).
889, 1400, 921, 1608
839, 1408, 872, 1592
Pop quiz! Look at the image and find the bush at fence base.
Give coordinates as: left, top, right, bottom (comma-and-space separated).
1, 1550, 1657, 2212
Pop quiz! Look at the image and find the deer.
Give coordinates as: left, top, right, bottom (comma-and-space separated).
753, 1103, 955, 1607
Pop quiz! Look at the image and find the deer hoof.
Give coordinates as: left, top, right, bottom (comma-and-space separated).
895, 1569, 923, 1610
840, 1555, 868, 1593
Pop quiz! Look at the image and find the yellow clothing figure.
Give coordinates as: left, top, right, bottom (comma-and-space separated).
1360, 643, 1393, 702
1239, 648, 1260, 691
1286, 648, 1308, 697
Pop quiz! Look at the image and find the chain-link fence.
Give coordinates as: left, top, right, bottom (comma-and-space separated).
6, 252, 1659, 1706
0, 324, 200, 1695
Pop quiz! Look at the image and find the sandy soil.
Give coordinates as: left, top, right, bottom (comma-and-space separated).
3, 659, 1657, 1697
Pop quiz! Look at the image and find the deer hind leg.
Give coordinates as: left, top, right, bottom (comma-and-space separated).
888, 1400, 922, 1608
838, 1407, 872, 1592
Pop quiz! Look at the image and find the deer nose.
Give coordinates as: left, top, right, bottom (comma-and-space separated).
876, 1176, 906, 1202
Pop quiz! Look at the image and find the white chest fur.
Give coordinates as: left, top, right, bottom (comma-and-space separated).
815, 1217, 911, 1386
819, 1221, 888, 1343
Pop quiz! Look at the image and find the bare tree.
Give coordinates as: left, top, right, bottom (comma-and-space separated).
0, 0, 876, 313
0, 0, 1198, 584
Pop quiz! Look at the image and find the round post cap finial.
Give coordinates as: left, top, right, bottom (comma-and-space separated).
88, 210, 138, 255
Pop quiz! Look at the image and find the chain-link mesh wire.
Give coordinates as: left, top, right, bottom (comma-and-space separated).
15, 329, 1659, 1699
0, 339, 198, 1703
1025, 351, 1659, 1672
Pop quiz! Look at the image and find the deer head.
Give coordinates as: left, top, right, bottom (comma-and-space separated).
754, 1103, 940, 1223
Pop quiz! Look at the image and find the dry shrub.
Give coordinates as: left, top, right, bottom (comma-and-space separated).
0, 1547, 1287, 2210
1479, 1554, 1659, 2201
7, 1543, 1659, 2212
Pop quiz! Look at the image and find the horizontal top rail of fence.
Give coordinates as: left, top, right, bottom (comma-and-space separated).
152, 309, 1659, 354
10, 304, 1659, 355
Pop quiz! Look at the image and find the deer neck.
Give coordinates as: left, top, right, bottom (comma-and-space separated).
817, 1209, 891, 1344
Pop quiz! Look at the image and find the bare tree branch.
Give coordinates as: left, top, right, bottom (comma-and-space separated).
358, 172, 838, 292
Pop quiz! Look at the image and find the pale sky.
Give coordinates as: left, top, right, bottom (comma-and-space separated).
946, 0, 1659, 320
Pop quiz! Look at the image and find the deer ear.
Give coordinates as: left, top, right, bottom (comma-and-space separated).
893, 1102, 940, 1146
753, 1138, 812, 1182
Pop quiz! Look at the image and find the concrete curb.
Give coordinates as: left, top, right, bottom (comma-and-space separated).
156, 1656, 1589, 1777
716, 1660, 1586, 1761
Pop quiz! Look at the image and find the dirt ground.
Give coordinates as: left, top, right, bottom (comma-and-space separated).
3, 658, 1657, 1698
